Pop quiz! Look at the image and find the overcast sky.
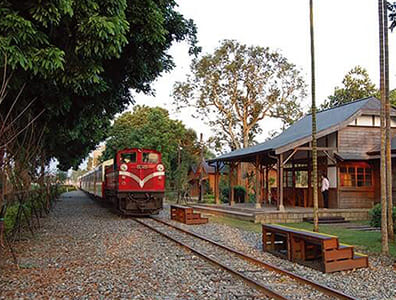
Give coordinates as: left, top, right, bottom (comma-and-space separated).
130, 0, 395, 148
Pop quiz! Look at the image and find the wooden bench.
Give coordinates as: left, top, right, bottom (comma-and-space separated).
170, 204, 209, 225
262, 224, 368, 273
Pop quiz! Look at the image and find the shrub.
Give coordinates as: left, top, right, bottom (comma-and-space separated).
233, 185, 246, 203
369, 204, 396, 232
220, 186, 229, 203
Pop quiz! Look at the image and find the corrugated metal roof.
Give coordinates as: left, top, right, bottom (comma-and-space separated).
214, 97, 379, 161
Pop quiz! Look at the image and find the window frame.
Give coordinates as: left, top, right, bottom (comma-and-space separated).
339, 162, 373, 190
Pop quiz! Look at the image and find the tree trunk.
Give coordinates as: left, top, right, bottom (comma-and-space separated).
379, 0, 389, 254
310, 0, 319, 232
199, 133, 204, 203
383, 2, 394, 241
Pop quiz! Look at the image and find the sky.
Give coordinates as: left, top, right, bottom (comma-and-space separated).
131, 0, 395, 150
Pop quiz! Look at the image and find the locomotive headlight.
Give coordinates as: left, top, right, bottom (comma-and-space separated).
120, 164, 128, 171
157, 164, 164, 172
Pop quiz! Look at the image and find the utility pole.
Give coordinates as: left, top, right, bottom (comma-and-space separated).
199, 133, 204, 203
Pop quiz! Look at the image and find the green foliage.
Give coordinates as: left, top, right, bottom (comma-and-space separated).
0, 0, 200, 169
369, 204, 396, 231
173, 39, 306, 151
322, 66, 378, 109
219, 176, 229, 203
233, 185, 246, 203
203, 194, 215, 204
102, 105, 200, 188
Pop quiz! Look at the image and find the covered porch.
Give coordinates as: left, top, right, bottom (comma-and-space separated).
209, 140, 337, 211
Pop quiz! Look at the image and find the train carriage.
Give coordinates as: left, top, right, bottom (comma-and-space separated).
80, 148, 165, 215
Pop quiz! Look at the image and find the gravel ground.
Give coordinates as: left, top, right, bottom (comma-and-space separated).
138, 218, 333, 300
157, 206, 396, 300
0, 191, 269, 299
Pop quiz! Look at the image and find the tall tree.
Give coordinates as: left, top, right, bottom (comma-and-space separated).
384, 2, 395, 241
321, 66, 377, 109
0, 0, 200, 169
384, 1, 394, 241
173, 40, 306, 151
379, 0, 389, 255
310, 0, 319, 232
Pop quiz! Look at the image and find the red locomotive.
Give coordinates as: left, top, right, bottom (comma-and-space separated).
80, 148, 165, 215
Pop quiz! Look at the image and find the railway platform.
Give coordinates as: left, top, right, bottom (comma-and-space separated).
191, 203, 370, 223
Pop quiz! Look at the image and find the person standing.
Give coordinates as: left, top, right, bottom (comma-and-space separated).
321, 174, 330, 208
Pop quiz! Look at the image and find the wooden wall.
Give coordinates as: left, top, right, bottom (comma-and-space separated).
338, 126, 381, 154
338, 189, 374, 209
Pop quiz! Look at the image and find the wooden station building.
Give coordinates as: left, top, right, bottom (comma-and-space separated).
209, 97, 396, 211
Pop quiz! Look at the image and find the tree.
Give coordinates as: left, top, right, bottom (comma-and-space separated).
102, 106, 200, 190
309, 0, 319, 232
0, 0, 200, 169
173, 40, 306, 151
379, 0, 389, 255
322, 66, 377, 109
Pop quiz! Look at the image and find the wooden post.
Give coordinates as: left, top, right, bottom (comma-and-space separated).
308, 150, 312, 208
255, 155, 261, 208
292, 159, 296, 207
279, 153, 285, 211
215, 161, 220, 205
266, 166, 269, 205
229, 163, 235, 206
177, 143, 181, 204
199, 133, 204, 203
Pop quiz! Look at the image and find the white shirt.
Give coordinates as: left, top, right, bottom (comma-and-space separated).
321, 177, 329, 192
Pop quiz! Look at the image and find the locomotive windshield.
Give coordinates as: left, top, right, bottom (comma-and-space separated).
121, 152, 136, 163
142, 152, 159, 163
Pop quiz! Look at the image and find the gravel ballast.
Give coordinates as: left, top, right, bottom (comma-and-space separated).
0, 191, 268, 299
157, 206, 396, 300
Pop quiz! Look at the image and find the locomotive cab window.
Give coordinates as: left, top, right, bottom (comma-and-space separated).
121, 152, 136, 164
142, 152, 159, 163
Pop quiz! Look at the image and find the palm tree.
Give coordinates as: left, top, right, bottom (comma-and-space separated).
378, 0, 389, 254
384, 1, 394, 241
310, 0, 319, 232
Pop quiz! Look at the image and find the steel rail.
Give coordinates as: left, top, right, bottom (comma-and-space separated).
133, 217, 288, 300
150, 216, 357, 300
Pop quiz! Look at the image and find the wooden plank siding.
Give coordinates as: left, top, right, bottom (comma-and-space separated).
338, 126, 381, 154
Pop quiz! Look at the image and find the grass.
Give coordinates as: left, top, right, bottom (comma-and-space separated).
204, 214, 396, 257
282, 222, 396, 257
206, 214, 262, 233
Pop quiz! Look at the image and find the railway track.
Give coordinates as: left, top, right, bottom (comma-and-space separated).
133, 217, 357, 300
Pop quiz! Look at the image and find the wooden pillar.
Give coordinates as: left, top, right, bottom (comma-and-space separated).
260, 165, 265, 205
215, 161, 220, 205
307, 150, 312, 208
266, 166, 269, 204
278, 153, 285, 211
292, 159, 296, 207
255, 155, 261, 208
229, 163, 235, 206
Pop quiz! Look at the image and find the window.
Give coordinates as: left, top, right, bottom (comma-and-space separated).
340, 164, 372, 187
295, 170, 308, 188
283, 171, 293, 188
121, 152, 136, 164
142, 152, 159, 163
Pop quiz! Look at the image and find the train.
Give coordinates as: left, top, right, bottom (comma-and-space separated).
79, 148, 165, 215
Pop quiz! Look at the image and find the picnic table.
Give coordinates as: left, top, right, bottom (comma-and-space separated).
262, 224, 368, 273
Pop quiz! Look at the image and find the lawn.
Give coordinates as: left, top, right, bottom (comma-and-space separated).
206, 214, 396, 257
